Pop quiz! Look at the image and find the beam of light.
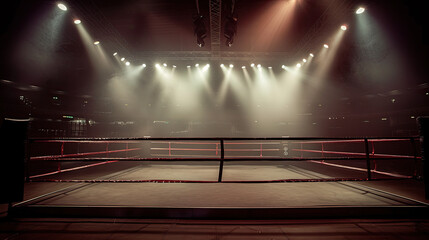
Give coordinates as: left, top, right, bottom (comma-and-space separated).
202, 64, 210, 72
75, 23, 114, 76
354, 7, 408, 87
246, 0, 298, 51
57, 3, 67, 11
16, 4, 68, 81
308, 27, 347, 104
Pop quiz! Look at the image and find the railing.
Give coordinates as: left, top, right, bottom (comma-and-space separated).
26, 137, 422, 183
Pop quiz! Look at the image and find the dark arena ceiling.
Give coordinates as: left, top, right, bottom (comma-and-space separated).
0, 0, 428, 137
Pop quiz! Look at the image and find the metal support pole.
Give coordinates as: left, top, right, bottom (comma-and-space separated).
410, 137, 418, 179
218, 140, 225, 182
25, 139, 30, 182
417, 117, 429, 199
364, 138, 372, 180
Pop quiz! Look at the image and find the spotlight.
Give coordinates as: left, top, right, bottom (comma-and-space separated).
303, 59, 307, 63
74, 19, 81, 24
193, 15, 207, 47
220, 64, 225, 67
57, 3, 67, 11
163, 63, 167, 67
250, 63, 255, 67
229, 64, 234, 68
242, 66, 246, 69
341, 25, 347, 31
296, 63, 302, 68
195, 63, 199, 67
125, 61, 130, 66
142, 63, 146, 67
93, 41, 100, 45
268, 66, 272, 69
173, 65, 177, 68
224, 16, 238, 47
323, 44, 329, 49
257, 64, 261, 68
281, 65, 286, 69
356, 7, 365, 14
113, 52, 118, 56
187, 65, 191, 68
120, 58, 125, 62
309, 53, 314, 57
155, 63, 161, 68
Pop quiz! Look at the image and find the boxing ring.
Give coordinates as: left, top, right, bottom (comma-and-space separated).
9, 137, 429, 219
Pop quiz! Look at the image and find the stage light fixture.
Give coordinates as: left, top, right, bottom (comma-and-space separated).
120, 58, 125, 61
163, 63, 167, 67
257, 64, 261, 68
296, 63, 302, 68
57, 3, 67, 11
229, 64, 234, 68
193, 15, 207, 47
74, 19, 81, 24
309, 53, 314, 57
250, 63, 255, 67
142, 64, 146, 67
220, 64, 225, 67
93, 41, 100, 45
341, 25, 347, 31
303, 59, 307, 63
224, 16, 238, 47
113, 52, 118, 56
356, 7, 365, 14
242, 66, 246, 69
195, 63, 199, 67
125, 61, 130, 66
324, 44, 329, 48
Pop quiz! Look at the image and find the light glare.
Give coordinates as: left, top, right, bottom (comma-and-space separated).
57, 3, 67, 11
356, 7, 365, 14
